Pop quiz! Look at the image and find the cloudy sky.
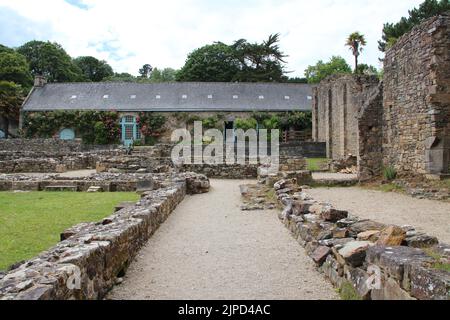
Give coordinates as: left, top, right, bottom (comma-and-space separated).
0, 0, 423, 77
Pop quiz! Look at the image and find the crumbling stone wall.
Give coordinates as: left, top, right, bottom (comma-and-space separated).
383, 13, 450, 175
273, 178, 449, 300
312, 74, 381, 179
357, 83, 384, 180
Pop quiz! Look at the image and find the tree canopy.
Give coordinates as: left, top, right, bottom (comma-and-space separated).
346, 32, 366, 72
17, 41, 83, 82
149, 67, 177, 82
74, 56, 114, 82
379, 0, 450, 52
0, 81, 23, 138
304, 56, 352, 84
176, 43, 239, 82
0, 52, 33, 88
176, 34, 287, 82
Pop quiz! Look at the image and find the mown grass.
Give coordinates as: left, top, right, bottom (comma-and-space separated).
306, 158, 329, 172
0, 192, 139, 271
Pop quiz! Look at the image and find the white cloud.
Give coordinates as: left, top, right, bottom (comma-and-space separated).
0, 0, 424, 76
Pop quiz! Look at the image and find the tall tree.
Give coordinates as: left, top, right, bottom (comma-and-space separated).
17, 41, 83, 82
74, 56, 114, 82
231, 33, 287, 82
149, 67, 177, 82
0, 81, 23, 138
139, 64, 153, 79
0, 44, 14, 54
176, 43, 239, 82
379, 0, 450, 52
346, 32, 366, 72
304, 56, 352, 84
0, 52, 33, 88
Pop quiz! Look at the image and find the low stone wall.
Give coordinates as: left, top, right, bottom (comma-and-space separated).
0, 173, 210, 300
274, 179, 449, 300
0, 139, 119, 153
0, 150, 126, 174
181, 163, 258, 179
280, 142, 326, 158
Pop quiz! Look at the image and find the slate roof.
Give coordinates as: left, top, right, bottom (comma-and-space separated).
22, 82, 313, 112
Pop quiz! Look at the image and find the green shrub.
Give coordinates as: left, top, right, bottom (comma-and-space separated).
383, 166, 397, 181
94, 121, 108, 145
235, 118, 258, 131
202, 116, 219, 130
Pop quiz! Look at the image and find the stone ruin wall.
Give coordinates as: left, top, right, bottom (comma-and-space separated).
383, 13, 450, 175
313, 13, 450, 179
312, 74, 381, 178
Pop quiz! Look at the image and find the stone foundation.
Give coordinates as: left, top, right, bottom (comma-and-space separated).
273, 179, 449, 300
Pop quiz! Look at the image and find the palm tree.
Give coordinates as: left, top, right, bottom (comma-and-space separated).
346, 32, 367, 72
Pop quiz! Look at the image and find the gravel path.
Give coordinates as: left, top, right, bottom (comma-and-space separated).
108, 179, 338, 300
308, 187, 450, 244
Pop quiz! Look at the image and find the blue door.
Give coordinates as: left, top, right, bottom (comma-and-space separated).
121, 116, 139, 147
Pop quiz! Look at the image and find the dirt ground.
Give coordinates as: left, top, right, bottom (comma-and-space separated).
108, 179, 338, 300
308, 187, 450, 244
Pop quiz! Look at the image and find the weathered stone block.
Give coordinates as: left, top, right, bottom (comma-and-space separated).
376, 226, 406, 246
410, 266, 450, 300
371, 277, 416, 300
338, 241, 372, 268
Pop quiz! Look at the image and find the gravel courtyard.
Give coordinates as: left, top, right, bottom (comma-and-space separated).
108, 179, 338, 300
308, 187, 450, 244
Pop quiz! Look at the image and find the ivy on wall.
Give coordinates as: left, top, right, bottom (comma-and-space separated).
23, 111, 120, 144
137, 113, 167, 137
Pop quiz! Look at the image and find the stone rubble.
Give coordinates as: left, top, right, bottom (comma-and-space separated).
250, 175, 450, 300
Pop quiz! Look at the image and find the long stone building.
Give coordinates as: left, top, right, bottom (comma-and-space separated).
20, 80, 312, 145
313, 13, 450, 179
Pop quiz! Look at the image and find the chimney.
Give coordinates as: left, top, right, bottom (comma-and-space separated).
34, 75, 47, 87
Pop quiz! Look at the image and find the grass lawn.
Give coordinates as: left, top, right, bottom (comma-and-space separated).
306, 158, 329, 172
0, 192, 139, 271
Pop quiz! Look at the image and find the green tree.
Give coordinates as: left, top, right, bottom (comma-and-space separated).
74, 56, 114, 82
304, 56, 352, 84
231, 33, 287, 82
286, 77, 308, 83
148, 67, 177, 82
379, 0, 450, 52
17, 41, 83, 82
0, 44, 14, 54
346, 32, 367, 72
176, 43, 239, 82
105, 72, 137, 82
0, 52, 33, 88
355, 64, 379, 76
139, 64, 153, 79
0, 81, 23, 138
